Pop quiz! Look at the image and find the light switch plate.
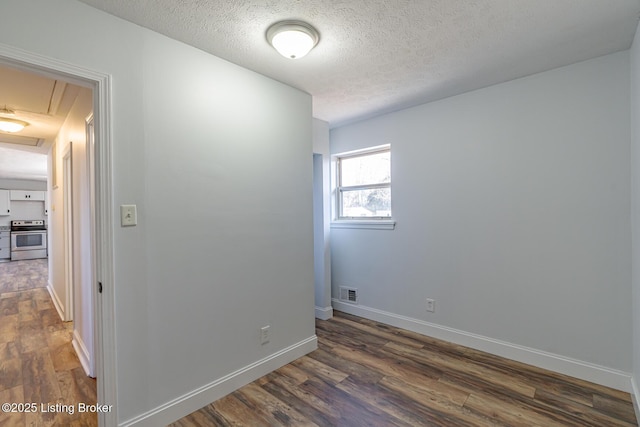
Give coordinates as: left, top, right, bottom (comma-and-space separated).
120, 204, 137, 226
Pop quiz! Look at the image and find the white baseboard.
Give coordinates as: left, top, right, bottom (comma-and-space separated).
46, 281, 65, 321
631, 377, 640, 424
72, 329, 94, 378
315, 305, 333, 320
332, 299, 633, 392
120, 335, 318, 427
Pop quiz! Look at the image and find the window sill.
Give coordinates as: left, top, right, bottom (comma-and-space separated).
331, 219, 396, 230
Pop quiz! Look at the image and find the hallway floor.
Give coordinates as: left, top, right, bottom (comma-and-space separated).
0, 259, 97, 427
0, 258, 48, 293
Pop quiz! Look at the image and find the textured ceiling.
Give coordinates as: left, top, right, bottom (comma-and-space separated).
78, 1, 640, 126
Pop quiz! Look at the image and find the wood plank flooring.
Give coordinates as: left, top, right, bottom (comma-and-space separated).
0, 259, 97, 427
171, 311, 638, 427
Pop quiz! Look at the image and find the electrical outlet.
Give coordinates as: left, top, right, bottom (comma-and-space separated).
260, 325, 270, 344
426, 298, 435, 313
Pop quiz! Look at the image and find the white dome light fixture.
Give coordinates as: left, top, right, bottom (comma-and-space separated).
267, 20, 319, 59
0, 107, 28, 133
0, 117, 28, 133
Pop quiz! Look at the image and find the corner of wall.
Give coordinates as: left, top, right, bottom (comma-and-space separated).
315, 306, 333, 320
631, 17, 640, 425
631, 377, 640, 425
72, 330, 93, 378
46, 281, 65, 321
119, 336, 317, 427
312, 116, 333, 311
333, 300, 633, 392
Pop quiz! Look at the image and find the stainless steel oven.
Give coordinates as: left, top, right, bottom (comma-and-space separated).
10, 220, 47, 261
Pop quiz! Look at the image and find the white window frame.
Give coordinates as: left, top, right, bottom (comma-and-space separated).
332, 145, 395, 230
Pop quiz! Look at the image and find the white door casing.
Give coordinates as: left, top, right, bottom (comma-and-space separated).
63, 142, 74, 322
0, 43, 117, 427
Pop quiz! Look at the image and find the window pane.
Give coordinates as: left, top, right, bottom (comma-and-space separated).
341, 151, 390, 186
341, 187, 391, 217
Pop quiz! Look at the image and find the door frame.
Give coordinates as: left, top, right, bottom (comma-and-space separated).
86, 114, 97, 377
0, 43, 117, 426
62, 142, 74, 322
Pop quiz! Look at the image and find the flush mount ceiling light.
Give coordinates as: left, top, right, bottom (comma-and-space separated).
0, 107, 28, 133
266, 20, 319, 59
0, 118, 28, 133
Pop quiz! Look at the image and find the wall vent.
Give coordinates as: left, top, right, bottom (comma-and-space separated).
339, 286, 358, 304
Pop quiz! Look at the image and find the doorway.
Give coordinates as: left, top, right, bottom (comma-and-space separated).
0, 44, 116, 426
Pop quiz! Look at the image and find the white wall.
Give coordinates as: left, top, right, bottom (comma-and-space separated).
630, 19, 640, 407
0, 202, 46, 228
49, 137, 64, 319
0, 0, 316, 425
331, 52, 632, 387
0, 178, 46, 191
313, 118, 332, 319
48, 87, 94, 372
71, 89, 94, 376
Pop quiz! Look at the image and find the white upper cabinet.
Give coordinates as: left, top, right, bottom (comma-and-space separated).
10, 190, 45, 201
0, 189, 9, 216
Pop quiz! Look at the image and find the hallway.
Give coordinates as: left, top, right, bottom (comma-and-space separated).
0, 259, 97, 426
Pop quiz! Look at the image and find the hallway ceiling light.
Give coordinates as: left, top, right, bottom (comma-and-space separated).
0, 107, 28, 133
0, 117, 28, 133
266, 21, 319, 60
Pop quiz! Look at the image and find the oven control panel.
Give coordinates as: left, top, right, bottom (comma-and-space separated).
11, 220, 44, 227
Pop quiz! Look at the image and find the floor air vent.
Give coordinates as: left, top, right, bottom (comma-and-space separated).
339, 286, 358, 304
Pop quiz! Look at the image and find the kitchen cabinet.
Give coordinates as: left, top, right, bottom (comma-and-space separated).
0, 231, 9, 260
0, 189, 9, 215
10, 190, 45, 201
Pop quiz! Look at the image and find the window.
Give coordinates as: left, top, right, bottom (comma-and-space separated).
336, 146, 391, 219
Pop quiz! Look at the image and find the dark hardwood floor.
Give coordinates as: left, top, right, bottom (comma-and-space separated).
171, 311, 637, 427
0, 259, 97, 427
